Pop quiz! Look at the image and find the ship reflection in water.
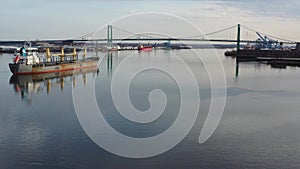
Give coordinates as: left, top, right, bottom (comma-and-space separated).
9, 67, 99, 104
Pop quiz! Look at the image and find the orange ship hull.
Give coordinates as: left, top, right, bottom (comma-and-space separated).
9, 57, 99, 75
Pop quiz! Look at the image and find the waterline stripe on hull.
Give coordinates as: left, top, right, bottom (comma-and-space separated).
13, 65, 98, 75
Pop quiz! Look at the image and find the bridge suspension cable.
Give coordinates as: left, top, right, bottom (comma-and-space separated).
113, 24, 238, 40
70, 24, 296, 45
112, 26, 138, 39
74, 31, 97, 40
240, 25, 296, 43
113, 26, 159, 39
179, 25, 237, 39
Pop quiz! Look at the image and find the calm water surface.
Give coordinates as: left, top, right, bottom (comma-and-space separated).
1, 49, 300, 169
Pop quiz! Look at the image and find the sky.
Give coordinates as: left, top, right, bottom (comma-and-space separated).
1, 0, 300, 41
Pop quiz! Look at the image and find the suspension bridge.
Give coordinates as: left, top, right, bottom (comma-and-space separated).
73, 24, 296, 48
0, 24, 296, 50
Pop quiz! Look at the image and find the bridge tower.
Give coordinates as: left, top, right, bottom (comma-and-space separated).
237, 24, 241, 51
107, 25, 113, 48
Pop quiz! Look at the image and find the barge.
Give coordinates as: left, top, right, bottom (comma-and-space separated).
226, 49, 300, 60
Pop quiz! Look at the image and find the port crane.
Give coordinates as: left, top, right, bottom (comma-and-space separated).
255, 32, 281, 49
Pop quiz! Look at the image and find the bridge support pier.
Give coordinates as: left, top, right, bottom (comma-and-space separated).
236, 24, 241, 77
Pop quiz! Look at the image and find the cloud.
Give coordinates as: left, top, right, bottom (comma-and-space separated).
1, 0, 300, 40
161, 1, 300, 41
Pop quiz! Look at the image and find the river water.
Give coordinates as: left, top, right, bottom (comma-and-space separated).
1, 49, 300, 169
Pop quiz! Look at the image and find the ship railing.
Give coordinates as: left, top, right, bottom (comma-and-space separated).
36, 55, 82, 66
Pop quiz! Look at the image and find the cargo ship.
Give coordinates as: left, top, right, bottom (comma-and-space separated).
9, 45, 99, 75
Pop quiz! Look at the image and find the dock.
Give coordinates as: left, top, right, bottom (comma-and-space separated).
225, 43, 300, 68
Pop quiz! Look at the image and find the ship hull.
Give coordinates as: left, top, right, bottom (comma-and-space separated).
138, 46, 153, 51
9, 57, 99, 75
9, 67, 99, 85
